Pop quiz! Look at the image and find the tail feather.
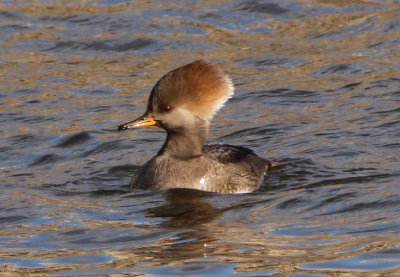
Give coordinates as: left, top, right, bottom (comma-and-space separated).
265, 159, 281, 170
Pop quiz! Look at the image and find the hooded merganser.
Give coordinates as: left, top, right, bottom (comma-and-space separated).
118, 60, 274, 194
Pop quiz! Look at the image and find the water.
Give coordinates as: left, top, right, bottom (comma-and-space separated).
1, 0, 400, 275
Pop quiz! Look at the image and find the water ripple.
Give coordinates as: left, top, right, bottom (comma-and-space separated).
1, 0, 400, 275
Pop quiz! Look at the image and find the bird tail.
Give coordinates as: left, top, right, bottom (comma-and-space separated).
265, 159, 281, 170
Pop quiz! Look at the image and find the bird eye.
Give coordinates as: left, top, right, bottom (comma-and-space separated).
162, 105, 171, 112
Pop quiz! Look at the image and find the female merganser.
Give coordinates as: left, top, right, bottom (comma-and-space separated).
118, 60, 274, 193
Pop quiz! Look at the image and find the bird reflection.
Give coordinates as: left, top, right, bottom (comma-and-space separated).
141, 189, 231, 264
145, 188, 227, 228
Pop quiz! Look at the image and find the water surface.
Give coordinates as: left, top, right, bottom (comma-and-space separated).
1, 0, 400, 276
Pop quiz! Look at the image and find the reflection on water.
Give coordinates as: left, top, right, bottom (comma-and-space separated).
1, 0, 400, 275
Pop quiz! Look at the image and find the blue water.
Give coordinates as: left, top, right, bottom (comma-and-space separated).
1, 0, 400, 275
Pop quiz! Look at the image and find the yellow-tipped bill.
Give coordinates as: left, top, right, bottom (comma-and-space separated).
118, 114, 157, 131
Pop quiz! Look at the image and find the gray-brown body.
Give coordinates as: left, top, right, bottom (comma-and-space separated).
130, 144, 271, 194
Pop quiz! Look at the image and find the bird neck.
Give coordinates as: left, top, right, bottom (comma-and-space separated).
159, 119, 209, 159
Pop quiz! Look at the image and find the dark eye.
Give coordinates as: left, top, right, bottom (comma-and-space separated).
162, 105, 171, 112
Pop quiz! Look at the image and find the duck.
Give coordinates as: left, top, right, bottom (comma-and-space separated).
118, 60, 275, 194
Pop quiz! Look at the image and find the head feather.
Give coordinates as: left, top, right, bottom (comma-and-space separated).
148, 60, 234, 120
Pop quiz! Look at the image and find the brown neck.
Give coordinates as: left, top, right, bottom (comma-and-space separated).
158, 119, 208, 159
